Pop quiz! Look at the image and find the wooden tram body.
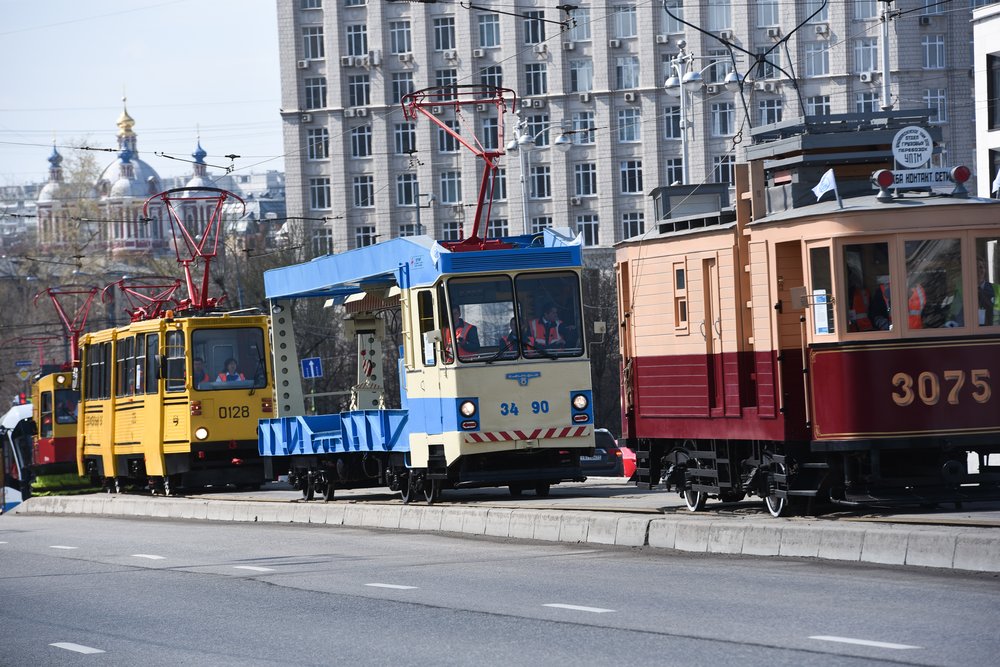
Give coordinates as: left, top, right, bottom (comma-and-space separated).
618, 114, 1000, 514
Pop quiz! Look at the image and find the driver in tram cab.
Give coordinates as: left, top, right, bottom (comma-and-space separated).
847, 280, 874, 332
443, 306, 480, 362
192, 357, 211, 388
527, 303, 574, 351
217, 358, 245, 382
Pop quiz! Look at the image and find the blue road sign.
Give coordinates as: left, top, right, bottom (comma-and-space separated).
301, 357, 323, 379
14, 360, 32, 368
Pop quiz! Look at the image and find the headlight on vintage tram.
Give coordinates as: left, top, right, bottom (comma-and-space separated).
194, 427, 209, 441
459, 400, 477, 417
572, 394, 589, 411
55, 374, 66, 385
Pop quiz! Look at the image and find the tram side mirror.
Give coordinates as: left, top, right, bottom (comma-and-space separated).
789, 286, 808, 310
422, 330, 440, 366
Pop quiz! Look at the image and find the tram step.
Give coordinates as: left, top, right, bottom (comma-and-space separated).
800, 462, 830, 469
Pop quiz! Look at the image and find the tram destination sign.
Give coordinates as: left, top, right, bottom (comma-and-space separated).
891, 125, 933, 168
888, 168, 954, 189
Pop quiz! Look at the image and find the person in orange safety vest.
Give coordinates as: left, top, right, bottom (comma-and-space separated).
442, 306, 480, 362
908, 282, 927, 329
527, 303, 567, 351
848, 285, 874, 332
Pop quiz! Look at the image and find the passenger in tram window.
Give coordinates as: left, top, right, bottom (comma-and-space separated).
498, 317, 523, 357
192, 357, 210, 387
443, 306, 480, 361
847, 275, 874, 333
528, 303, 568, 351
977, 257, 1000, 326
870, 276, 892, 331
217, 358, 245, 382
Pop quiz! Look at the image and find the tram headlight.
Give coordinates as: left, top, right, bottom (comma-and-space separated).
194, 427, 209, 441
459, 400, 477, 417
572, 394, 589, 411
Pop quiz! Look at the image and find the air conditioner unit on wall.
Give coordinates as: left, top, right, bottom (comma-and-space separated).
369, 50, 381, 67
706, 84, 719, 94
579, 92, 591, 103
340, 56, 354, 67
521, 99, 534, 108
608, 39, 621, 48
814, 23, 829, 35
570, 196, 582, 205
719, 29, 733, 40
476, 103, 488, 112
344, 108, 357, 118
431, 106, 444, 114
356, 55, 370, 67
623, 91, 637, 103
655, 35, 669, 45
301, 113, 312, 123
766, 27, 781, 39
443, 49, 457, 60
563, 41, 575, 51
297, 60, 309, 69
532, 98, 545, 108
533, 43, 547, 54
473, 48, 485, 58
355, 107, 368, 117
398, 53, 413, 64
859, 71, 875, 83
919, 15, 931, 26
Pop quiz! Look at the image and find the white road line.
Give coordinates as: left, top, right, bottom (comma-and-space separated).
50, 642, 105, 654
131, 554, 166, 560
809, 636, 921, 650
365, 583, 418, 590
233, 566, 275, 572
544, 603, 615, 614
49, 545, 78, 550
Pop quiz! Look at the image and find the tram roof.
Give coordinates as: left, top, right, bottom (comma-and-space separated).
264, 228, 584, 302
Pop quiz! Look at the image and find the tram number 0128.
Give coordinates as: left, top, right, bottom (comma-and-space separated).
891, 369, 991, 407
219, 405, 251, 419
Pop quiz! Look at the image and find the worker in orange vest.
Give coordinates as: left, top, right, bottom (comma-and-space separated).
442, 305, 480, 362
848, 285, 874, 332
908, 282, 927, 329
527, 303, 567, 351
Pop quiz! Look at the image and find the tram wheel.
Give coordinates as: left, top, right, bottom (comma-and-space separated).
301, 476, 315, 501
679, 452, 706, 512
535, 483, 551, 497
764, 460, 790, 518
399, 474, 413, 504
321, 478, 335, 502
424, 479, 440, 504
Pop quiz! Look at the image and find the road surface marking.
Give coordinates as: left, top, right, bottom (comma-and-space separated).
49, 545, 78, 550
544, 603, 615, 614
233, 566, 275, 572
809, 636, 921, 650
365, 583, 418, 590
131, 554, 165, 560
50, 642, 105, 654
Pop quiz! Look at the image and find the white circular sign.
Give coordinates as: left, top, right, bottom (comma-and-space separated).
892, 126, 933, 168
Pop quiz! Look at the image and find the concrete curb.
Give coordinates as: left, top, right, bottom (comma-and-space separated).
14, 495, 1000, 573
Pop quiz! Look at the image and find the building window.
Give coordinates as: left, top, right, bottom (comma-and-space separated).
433, 17, 456, 51
707, 48, 733, 84
345, 24, 367, 57
576, 214, 600, 246
391, 72, 414, 103
312, 228, 333, 256
854, 0, 877, 20
707, 0, 731, 32
622, 212, 644, 239
662, 0, 684, 33
805, 43, 829, 77
922, 35, 946, 70
759, 98, 783, 125
355, 225, 376, 248
353, 175, 374, 208
398, 223, 418, 238
756, 48, 781, 80
526, 114, 550, 147
664, 106, 681, 139
805, 0, 828, 22
924, 88, 947, 123
482, 117, 499, 150
302, 0, 322, 8
665, 158, 683, 185
572, 112, 596, 144
309, 177, 331, 209
394, 123, 416, 154
611, 4, 638, 38
304, 77, 327, 109
479, 14, 501, 47
989, 54, 1000, 131
854, 37, 878, 73
524, 10, 546, 44
568, 7, 592, 41
922, 0, 944, 14
350, 125, 372, 158
347, 74, 370, 107
306, 128, 329, 160
388, 21, 411, 54
487, 218, 509, 237
303, 26, 325, 60
617, 108, 641, 143
710, 102, 734, 136
480, 65, 503, 89
438, 119, 461, 153
397, 173, 417, 206
713, 155, 735, 184
806, 95, 831, 116
526, 217, 549, 235
615, 56, 640, 89
855, 91, 880, 113
441, 221, 461, 241
344, 0, 365, 6
529, 165, 552, 199
569, 59, 594, 93
435, 68, 458, 98
440, 171, 462, 203
525, 63, 548, 96
756, 0, 778, 26
575, 163, 598, 196
620, 160, 643, 194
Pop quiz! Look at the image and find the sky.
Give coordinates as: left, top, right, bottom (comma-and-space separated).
0, 0, 283, 186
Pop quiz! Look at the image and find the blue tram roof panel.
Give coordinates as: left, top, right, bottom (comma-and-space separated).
264, 228, 583, 302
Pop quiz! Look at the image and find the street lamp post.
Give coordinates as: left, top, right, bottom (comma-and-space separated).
663, 47, 706, 185
413, 179, 435, 237
506, 112, 574, 233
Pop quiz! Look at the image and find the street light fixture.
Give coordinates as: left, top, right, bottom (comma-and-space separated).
664, 47, 707, 185
507, 112, 576, 233
412, 179, 436, 237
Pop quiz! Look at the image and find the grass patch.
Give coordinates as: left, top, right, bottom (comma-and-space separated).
31, 473, 101, 496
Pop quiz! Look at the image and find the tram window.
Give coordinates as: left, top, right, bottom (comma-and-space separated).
417, 290, 437, 366
190, 327, 268, 389
165, 330, 186, 393
144, 334, 159, 394
809, 247, 835, 335
975, 236, 1000, 327
115, 337, 135, 398
84, 342, 111, 400
514, 271, 584, 359
843, 241, 891, 332
673, 262, 688, 329
55, 389, 79, 424
904, 238, 962, 329
40, 391, 53, 438
446, 276, 516, 363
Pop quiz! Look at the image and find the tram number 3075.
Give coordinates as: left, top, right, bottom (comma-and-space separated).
219, 405, 252, 419
892, 369, 991, 407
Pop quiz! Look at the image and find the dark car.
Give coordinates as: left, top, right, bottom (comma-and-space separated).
580, 428, 631, 477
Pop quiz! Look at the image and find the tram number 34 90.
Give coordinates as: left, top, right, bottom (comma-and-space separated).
891, 369, 991, 407
219, 405, 252, 419
499, 401, 550, 416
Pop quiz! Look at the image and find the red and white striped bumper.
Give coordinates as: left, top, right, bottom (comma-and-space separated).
464, 425, 591, 444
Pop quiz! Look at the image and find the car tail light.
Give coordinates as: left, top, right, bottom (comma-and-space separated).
615, 449, 622, 457
190, 400, 202, 416
231, 458, 243, 466
197, 451, 206, 460
228, 440, 238, 450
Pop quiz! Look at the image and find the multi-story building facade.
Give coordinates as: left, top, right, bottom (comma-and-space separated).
277, 0, 982, 253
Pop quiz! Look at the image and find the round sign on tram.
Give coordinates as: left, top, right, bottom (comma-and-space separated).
891, 126, 933, 169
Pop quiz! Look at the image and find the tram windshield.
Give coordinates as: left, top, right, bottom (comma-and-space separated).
446, 271, 583, 363
190, 327, 268, 390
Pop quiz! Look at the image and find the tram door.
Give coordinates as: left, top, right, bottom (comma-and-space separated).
703, 257, 724, 411
774, 241, 808, 430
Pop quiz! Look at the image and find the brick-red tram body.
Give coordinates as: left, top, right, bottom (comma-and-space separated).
616, 114, 1000, 515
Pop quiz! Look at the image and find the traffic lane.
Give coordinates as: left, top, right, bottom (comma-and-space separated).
4, 515, 999, 666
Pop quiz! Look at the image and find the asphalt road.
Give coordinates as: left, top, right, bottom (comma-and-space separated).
2, 514, 998, 666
